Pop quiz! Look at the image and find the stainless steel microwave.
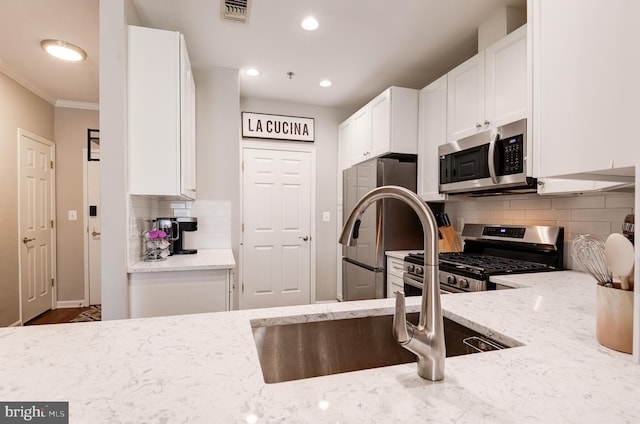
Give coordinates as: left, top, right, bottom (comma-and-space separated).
438, 119, 535, 194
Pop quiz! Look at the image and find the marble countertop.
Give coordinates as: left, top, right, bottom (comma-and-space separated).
127, 248, 235, 273
1, 271, 639, 423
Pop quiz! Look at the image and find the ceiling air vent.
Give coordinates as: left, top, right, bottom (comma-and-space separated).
221, 0, 251, 24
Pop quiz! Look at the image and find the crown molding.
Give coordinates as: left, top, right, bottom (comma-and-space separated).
55, 100, 99, 111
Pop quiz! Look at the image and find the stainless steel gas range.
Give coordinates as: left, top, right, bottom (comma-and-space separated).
403, 224, 564, 295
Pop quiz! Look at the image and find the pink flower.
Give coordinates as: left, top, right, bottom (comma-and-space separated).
148, 230, 167, 239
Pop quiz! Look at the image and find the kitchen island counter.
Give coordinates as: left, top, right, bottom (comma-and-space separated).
1, 271, 638, 423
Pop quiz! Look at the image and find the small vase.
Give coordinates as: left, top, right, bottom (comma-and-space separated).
144, 239, 168, 262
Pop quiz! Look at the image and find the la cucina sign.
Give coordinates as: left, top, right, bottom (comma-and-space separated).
242, 112, 315, 142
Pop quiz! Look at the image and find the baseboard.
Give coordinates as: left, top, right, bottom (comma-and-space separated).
314, 299, 339, 304
9, 320, 22, 327
57, 300, 86, 308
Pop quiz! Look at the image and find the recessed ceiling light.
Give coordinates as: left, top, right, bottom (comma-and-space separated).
245, 68, 261, 77
301, 16, 319, 31
40, 39, 87, 62
319, 80, 332, 87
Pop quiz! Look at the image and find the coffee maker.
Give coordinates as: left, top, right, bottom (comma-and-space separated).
155, 217, 198, 255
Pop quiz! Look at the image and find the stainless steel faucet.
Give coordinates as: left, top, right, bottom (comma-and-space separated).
339, 185, 445, 381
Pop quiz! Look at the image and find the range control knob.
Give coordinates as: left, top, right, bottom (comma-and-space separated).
415, 266, 423, 275
458, 278, 469, 289
446, 275, 457, 285
407, 264, 415, 273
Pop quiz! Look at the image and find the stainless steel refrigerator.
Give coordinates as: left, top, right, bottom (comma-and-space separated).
342, 157, 424, 300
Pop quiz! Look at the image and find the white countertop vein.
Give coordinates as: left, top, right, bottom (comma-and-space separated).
0, 271, 638, 423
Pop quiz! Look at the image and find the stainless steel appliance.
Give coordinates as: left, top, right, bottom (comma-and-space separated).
156, 217, 198, 255
342, 157, 433, 301
403, 223, 564, 295
438, 119, 536, 194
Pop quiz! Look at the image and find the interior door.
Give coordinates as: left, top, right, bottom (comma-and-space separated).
87, 157, 101, 305
241, 147, 312, 309
19, 130, 55, 323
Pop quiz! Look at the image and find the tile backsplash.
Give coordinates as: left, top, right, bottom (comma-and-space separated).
444, 191, 635, 270
161, 199, 232, 250
128, 197, 233, 265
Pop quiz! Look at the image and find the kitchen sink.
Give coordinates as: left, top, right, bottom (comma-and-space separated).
251, 312, 513, 384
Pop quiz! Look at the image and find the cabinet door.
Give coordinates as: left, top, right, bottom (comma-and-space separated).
337, 118, 353, 210
446, 53, 484, 141
485, 25, 527, 129
180, 35, 197, 199
351, 106, 371, 163
128, 26, 181, 196
533, 1, 637, 177
338, 118, 354, 172
418, 75, 448, 201
369, 89, 391, 158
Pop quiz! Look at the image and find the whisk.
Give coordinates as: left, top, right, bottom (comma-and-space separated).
572, 234, 613, 287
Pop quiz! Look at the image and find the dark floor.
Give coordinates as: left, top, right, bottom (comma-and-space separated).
24, 307, 94, 325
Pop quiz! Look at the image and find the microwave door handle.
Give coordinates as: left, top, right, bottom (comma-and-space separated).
488, 133, 500, 184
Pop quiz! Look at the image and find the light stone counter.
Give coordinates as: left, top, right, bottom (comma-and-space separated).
127, 248, 235, 273
1, 271, 639, 423
385, 249, 421, 260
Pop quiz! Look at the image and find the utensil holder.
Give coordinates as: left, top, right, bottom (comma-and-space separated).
596, 283, 633, 353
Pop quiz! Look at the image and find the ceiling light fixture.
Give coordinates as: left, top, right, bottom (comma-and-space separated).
40, 39, 87, 62
245, 68, 261, 77
301, 16, 319, 31
319, 80, 332, 87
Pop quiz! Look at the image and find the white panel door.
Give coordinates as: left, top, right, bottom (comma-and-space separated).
19, 130, 55, 323
242, 148, 312, 309
87, 158, 101, 305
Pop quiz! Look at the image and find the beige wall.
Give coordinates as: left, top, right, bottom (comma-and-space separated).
0, 72, 54, 326
54, 107, 99, 302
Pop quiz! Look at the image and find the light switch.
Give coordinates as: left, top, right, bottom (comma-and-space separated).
68, 210, 78, 221
323, 212, 331, 222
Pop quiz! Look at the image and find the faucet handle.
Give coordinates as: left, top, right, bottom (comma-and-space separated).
393, 291, 410, 344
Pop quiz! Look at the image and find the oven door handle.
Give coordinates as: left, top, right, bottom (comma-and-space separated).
403, 273, 424, 290
488, 132, 500, 184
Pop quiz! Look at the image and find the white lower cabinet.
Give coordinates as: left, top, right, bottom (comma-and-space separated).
386, 256, 404, 298
129, 269, 232, 318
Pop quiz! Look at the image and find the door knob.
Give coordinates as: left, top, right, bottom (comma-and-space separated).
91, 231, 101, 237
22, 237, 35, 244
299, 236, 309, 241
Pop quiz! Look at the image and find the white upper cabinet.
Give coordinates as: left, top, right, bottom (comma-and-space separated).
484, 24, 527, 128
128, 25, 197, 200
343, 86, 419, 166
179, 35, 197, 199
351, 105, 372, 164
446, 54, 485, 142
531, 0, 637, 180
338, 119, 354, 172
417, 75, 448, 201
447, 25, 527, 142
